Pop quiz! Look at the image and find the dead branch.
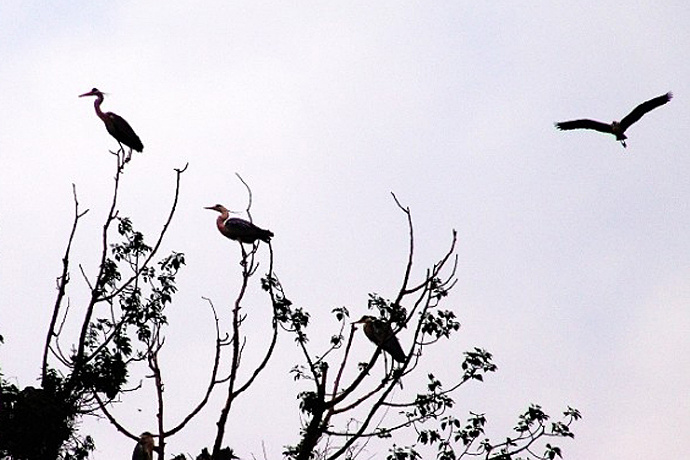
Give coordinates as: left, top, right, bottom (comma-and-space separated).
43, 184, 89, 383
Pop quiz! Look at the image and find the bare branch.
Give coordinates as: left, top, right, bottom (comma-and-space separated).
71, 155, 124, 382
235, 172, 253, 222
164, 297, 224, 437
100, 165, 187, 304
94, 392, 139, 442
390, 192, 415, 306
43, 184, 89, 383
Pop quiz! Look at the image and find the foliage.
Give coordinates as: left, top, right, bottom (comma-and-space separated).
259, 195, 580, 460
0, 370, 94, 460
0, 154, 193, 459
408, 405, 582, 460
1, 155, 581, 460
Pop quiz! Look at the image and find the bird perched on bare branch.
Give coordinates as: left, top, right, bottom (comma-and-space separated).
205, 204, 273, 244
132, 432, 154, 460
354, 315, 406, 363
79, 88, 143, 161
555, 92, 672, 147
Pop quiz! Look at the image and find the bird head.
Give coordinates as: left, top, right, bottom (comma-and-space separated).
79, 88, 105, 98
139, 432, 155, 455
353, 315, 377, 325
204, 204, 228, 214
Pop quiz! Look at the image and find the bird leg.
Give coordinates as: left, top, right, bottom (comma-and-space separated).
381, 354, 392, 381
239, 243, 259, 267
117, 142, 133, 163
239, 244, 248, 267
247, 242, 260, 258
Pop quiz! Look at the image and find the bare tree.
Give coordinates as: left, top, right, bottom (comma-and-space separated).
36, 150, 208, 459
2, 151, 580, 460
208, 174, 284, 458
266, 194, 580, 460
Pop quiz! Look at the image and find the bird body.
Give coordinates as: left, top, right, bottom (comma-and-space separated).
555, 92, 672, 147
79, 88, 143, 154
205, 204, 273, 244
132, 432, 154, 460
354, 315, 406, 363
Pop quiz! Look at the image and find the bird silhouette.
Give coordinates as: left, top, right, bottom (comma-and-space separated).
354, 315, 406, 363
79, 88, 143, 161
205, 204, 273, 244
555, 92, 672, 147
132, 432, 154, 460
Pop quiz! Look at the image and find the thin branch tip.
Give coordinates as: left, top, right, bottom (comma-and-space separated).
390, 191, 410, 213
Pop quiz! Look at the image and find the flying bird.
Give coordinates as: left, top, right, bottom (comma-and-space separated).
205, 204, 274, 244
354, 315, 406, 363
79, 88, 143, 160
555, 92, 672, 147
132, 432, 154, 460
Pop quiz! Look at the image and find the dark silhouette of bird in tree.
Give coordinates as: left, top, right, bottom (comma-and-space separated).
196, 447, 240, 460
555, 92, 672, 147
354, 315, 406, 363
205, 204, 273, 244
132, 432, 154, 460
79, 88, 143, 161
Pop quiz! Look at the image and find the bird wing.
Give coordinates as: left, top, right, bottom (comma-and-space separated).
381, 334, 406, 363
224, 217, 255, 234
366, 320, 406, 363
105, 112, 144, 151
223, 217, 272, 243
619, 92, 672, 131
132, 443, 145, 460
555, 119, 613, 133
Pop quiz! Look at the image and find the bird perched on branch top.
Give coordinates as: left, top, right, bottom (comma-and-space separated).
132, 432, 154, 460
555, 92, 672, 147
205, 204, 274, 244
354, 315, 406, 363
79, 88, 143, 160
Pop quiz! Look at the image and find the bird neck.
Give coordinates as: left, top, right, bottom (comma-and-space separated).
216, 212, 229, 232
93, 94, 107, 121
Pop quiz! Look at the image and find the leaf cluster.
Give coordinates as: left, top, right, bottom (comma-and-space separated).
76, 217, 186, 400
406, 405, 582, 460
0, 369, 94, 460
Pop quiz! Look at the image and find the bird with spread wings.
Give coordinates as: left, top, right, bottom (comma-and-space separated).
555, 92, 672, 147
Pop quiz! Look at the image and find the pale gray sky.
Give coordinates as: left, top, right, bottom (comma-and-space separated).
2, 2, 690, 459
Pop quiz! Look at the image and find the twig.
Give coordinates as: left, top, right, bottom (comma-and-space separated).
43, 184, 89, 383
235, 173, 253, 222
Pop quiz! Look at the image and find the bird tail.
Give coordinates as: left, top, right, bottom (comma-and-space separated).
383, 337, 406, 363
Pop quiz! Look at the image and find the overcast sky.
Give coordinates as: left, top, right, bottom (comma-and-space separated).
2, 2, 690, 459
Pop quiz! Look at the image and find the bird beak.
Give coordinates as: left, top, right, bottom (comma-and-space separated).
79, 89, 106, 98
204, 205, 216, 210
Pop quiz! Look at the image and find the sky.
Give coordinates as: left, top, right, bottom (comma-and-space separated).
1, 1, 690, 459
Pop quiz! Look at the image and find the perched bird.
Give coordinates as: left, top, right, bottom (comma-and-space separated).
132, 432, 154, 460
79, 88, 143, 160
354, 315, 406, 363
205, 204, 274, 244
555, 92, 672, 147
